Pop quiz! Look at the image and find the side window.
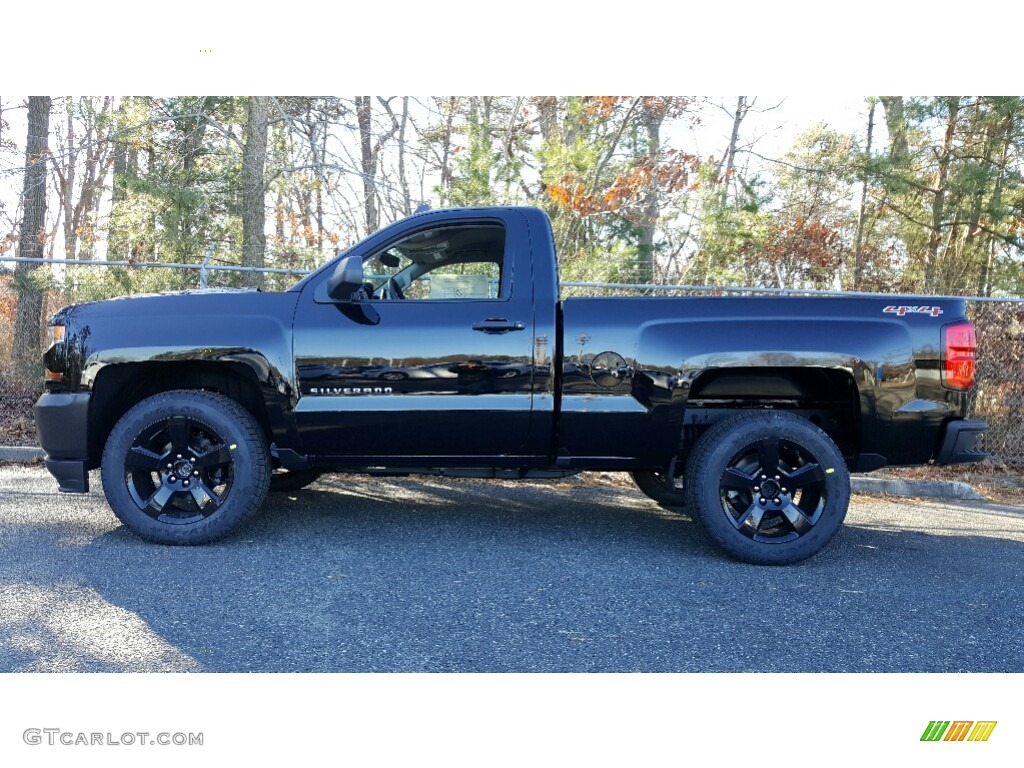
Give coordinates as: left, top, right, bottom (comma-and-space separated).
366, 223, 506, 300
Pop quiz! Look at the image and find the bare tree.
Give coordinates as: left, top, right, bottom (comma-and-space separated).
718, 96, 749, 197
374, 96, 413, 219
853, 98, 876, 290
241, 96, 270, 288
638, 98, 665, 282
51, 96, 115, 261
925, 97, 959, 290
355, 96, 378, 233
13, 96, 51, 364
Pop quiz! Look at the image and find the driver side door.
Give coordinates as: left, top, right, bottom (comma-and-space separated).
291, 212, 538, 461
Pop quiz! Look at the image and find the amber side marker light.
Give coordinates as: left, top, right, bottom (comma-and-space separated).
44, 324, 66, 382
942, 322, 977, 390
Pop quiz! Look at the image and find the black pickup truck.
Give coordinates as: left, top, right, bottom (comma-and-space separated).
34, 206, 986, 563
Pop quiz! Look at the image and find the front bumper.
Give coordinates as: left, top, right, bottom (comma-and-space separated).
34, 392, 91, 492
934, 419, 988, 466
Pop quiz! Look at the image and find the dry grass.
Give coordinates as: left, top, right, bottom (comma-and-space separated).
872, 463, 1024, 504
0, 370, 39, 447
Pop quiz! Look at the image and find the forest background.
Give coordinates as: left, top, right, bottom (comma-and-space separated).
4, 95, 1023, 315
1, 95, 1023, 465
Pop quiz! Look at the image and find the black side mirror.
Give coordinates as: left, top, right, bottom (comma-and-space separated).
317, 254, 379, 324
326, 255, 365, 302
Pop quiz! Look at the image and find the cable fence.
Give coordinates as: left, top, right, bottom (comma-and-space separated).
2, 257, 1022, 466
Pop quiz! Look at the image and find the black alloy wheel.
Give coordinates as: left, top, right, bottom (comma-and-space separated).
101, 390, 270, 544
122, 416, 233, 523
684, 411, 850, 565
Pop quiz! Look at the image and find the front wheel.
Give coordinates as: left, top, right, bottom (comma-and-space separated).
100, 390, 270, 545
684, 411, 850, 565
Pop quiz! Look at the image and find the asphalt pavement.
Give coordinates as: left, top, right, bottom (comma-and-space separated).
1, 465, 1022, 673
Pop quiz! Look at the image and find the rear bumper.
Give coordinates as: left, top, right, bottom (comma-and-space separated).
934, 419, 987, 466
34, 392, 91, 493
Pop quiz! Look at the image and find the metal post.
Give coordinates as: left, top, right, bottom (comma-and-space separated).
199, 244, 215, 290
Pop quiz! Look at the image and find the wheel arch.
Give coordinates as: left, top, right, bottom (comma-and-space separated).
682, 366, 862, 464
88, 361, 272, 468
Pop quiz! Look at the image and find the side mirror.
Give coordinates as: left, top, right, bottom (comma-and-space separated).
326, 255, 365, 302
317, 254, 379, 325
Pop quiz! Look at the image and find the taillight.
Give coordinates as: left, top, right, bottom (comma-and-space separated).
942, 322, 976, 390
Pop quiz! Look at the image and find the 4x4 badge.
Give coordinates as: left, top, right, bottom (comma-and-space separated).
883, 305, 943, 317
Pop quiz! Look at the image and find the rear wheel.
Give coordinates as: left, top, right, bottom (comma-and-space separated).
100, 390, 270, 545
684, 411, 850, 565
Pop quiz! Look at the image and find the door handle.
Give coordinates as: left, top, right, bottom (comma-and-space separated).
472, 318, 525, 334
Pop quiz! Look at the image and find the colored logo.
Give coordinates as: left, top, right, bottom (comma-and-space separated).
921, 721, 997, 742
883, 305, 944, 317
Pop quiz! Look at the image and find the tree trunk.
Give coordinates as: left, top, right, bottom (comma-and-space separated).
853, 98, 876, 290
182, 98, 209, 173
398, 96, 411, 216
301, 99, 326, 250
315, 127, 325, 248
977, 111, 1014, 296
356, 96, 378, 233
536, 96, 559, 144
717, 96, 747, 205
13, 96, 52, 364
109, 98, 130, 261
60, 97, 78, 260
637, 98, 663, 283
720, 97, 746, 180
879, 96, 909, 160
75, 97, 113, 261
142, 119, 157, 259
925, 97, 959, 291
437, 97, 457, 196
533, 97, 562, 221
241, 96, 270, 288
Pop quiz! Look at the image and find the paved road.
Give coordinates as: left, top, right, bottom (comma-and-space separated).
1, 466, 1022, 672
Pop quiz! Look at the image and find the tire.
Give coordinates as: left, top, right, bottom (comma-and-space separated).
100, 390, 271, 545
683, 411, 850, 565
630, 469, 688, 509
269, 468, 323, 492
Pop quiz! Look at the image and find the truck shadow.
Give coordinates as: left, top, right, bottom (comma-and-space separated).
245, 475, 705, 555
4, 475, 1023, 673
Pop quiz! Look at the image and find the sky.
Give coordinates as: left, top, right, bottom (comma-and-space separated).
2, 1, 1013, 94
